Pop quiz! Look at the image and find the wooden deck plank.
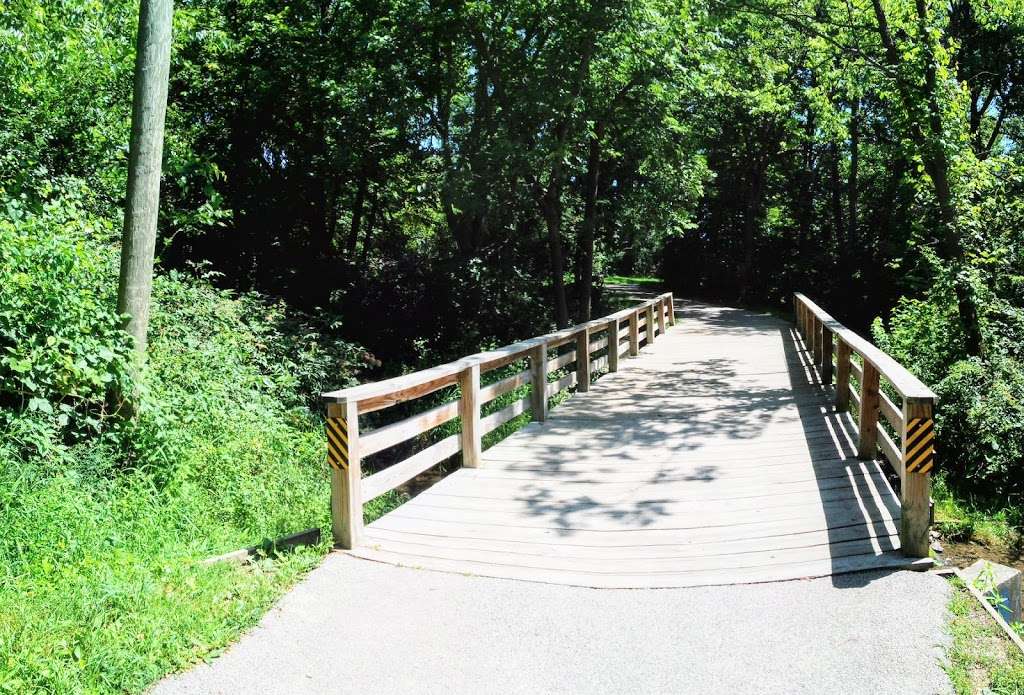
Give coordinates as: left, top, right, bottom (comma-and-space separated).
354, 300, 913, 588
381, 496, 899, 532
355, 536, 902, 574
361, 522, 897, 559
348, 547, 923, 589
368, 510, 901, 547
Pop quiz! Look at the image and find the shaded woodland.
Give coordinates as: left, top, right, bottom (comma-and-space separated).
3, 1, 1024, 689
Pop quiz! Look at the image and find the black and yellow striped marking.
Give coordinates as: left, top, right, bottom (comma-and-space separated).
904, 417, 935, 474
326, 417, 349, 471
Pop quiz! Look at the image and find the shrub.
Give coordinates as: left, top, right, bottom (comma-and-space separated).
871, 294, 966, 386
0, 195, 134, 463
934, 357, 1024, 503
0, 191, 386, 693
874, 291, 1024, 505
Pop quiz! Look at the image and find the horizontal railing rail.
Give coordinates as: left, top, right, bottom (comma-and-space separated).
793, 292, 936, 557
323, 292, 676, 548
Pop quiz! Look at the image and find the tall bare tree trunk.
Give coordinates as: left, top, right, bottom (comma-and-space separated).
540, 175, 570, 329
796, 103, 816, 254
347, 174, 368, 258
576, 125, 603, 322
117, 0, 173, 367
827, 143, 843, 246
847, 99, 860, 251
870, 0, 984, 356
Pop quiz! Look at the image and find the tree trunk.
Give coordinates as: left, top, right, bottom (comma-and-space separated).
870, 0, 984, 356
737, 144, 767, 302
541, 176, 570, 328
796, 105, 816, 254
576, 125, 603, 322
738, 178, 760, 301
347, 174, 368, 259
360, 188, 379, 266
827, 142, 843, 247
117, 0, 173, 366
847, 99, 860, 251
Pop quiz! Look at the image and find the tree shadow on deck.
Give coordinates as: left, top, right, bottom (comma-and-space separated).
492, 352, 815, 537
479, 306, 852, 539
471, 300, 905, 585
779, 321, 904, 588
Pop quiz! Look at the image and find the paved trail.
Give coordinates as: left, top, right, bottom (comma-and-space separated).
154, 553, 951, 694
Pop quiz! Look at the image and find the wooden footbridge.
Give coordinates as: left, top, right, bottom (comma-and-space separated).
322, 292, 936, 588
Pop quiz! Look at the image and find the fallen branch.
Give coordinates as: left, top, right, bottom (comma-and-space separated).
201, 527, 322, 567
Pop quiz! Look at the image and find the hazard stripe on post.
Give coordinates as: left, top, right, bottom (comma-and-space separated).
904, 417, 935, 474
326, 417, 349, 471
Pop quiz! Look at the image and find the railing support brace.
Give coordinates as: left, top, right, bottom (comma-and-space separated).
820, 327, 833, 386
857, 361, 880, 459
628, 312, 639, 357
901, 397, 935, 557
645, 304, 656, 345
607, 320, 620, 373
530, 341, 548, 422
327, 399, 362, 549
458, 364, 482, 468
576, 328, 591, 392
811, 316, 821, 365
835, 339, 851, 412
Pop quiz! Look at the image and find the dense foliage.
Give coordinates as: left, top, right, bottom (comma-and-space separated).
4, 0, 1024, 690
0, 187, 400, 692
657, 0, 1024, 505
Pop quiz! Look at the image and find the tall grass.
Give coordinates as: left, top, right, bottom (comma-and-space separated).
0, 195, 399, 693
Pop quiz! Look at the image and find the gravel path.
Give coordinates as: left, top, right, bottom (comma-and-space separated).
152, 553, 952, 694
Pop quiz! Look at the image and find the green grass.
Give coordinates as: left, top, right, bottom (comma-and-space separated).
932, 477, 1021, 548
945, 578, 1024, 694
604, 274, 663, 286
0, 197, 406, 693
0, 471, 402, 695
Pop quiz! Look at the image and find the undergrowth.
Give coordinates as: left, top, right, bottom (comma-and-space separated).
0, 192, 402, 693
945, 578, 1024, 694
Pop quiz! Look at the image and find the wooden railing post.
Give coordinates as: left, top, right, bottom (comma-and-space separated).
793, 292, 938, 560
529, 341, 548, 422
458, 363, 482, 467
628, 311, 639, 356
667, 294, 676, 326
857, 361, 880, 459
900, 397, 935, 557
645, 304, 655, 344
820, 327, 833, 386
835, 339, 851, 411
811, 316, 822, 365
327, 399, 362, 549
606, 319, 620, 373
576, 327, 591, 392
657, 297, 667, 336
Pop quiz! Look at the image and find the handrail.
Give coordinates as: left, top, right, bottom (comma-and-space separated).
323, 291, 676, 548
792, 292, 935, 558
793, 293, 935, 401
323, 297, 668, 411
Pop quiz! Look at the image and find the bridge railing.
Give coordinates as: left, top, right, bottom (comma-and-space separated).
793, 293, 937, 557
322, 292, 676, 548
